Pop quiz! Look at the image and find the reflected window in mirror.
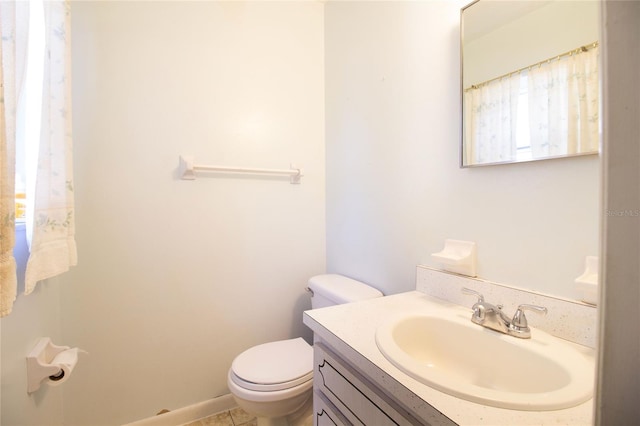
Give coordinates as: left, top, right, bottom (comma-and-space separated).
461, 0, 600, 167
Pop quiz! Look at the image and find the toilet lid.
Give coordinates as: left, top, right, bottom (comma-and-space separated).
231, 338, 313, 391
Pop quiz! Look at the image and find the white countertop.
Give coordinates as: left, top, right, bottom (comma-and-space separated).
303, 291, 594, 426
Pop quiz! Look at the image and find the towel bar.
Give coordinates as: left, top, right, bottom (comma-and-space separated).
179, 155, 303, 184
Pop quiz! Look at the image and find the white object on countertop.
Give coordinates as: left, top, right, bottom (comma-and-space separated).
431, 239, 477, 277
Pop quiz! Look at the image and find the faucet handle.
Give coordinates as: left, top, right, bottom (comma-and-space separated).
511, 304, 548, 329
461, 287, 484, 303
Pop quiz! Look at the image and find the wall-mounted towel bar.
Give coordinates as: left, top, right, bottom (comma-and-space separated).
179, 155, 303, 184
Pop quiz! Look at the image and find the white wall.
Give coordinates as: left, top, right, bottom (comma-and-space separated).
1, 226, 64, 426
325, 1, 600, 300
61, 2, 325, 424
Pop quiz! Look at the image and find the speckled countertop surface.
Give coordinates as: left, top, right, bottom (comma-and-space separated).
303, 291, 594, 426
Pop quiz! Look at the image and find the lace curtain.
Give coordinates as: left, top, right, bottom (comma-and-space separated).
0, 0, 75, 317
0, 1, 29, 317
464, 73, 521, 165
465, 45, 599, 165
24, 0, 77, 295
528, 46, 599, 158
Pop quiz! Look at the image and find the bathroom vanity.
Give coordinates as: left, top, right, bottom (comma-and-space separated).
313, 342, 426, 425
303, 267, 596, 426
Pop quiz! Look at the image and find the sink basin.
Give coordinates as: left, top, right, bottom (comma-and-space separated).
375, 313, 594, 410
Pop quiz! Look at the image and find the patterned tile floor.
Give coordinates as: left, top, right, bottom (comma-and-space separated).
180, 407, 256, 426
180, 406, 313, 426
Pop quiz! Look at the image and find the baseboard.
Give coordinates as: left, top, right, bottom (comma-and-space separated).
122, 394, 236, 426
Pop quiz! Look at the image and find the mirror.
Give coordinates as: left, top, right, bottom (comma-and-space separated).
461, 0, 600, 167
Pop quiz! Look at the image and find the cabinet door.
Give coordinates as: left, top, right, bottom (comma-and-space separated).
314, 343, 422, 426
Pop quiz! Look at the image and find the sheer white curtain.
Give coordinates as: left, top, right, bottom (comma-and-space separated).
528, 46, 599, 158
24, 0, 76, 295
465, 73, 521, 165
0, 1, 29, 317
0, 0, 75, 316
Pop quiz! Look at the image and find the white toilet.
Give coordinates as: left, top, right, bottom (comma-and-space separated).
227, 274, 383, 426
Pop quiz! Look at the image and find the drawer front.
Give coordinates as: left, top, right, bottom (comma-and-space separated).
314, 343, 421, 426
314, 390, 352, 426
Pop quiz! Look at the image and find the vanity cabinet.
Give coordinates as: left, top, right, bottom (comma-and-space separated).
312, 342, 424, 426
304, 283, 596, 426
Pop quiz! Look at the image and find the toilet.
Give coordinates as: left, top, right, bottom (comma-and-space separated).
227, 274, 383, 426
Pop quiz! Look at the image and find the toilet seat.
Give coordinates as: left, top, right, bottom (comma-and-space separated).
230, 338, 313, 392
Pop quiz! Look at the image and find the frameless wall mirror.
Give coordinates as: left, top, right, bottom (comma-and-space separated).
461, 0, 600, 167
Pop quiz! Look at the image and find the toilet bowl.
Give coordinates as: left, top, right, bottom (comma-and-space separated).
227, 275, 383, 426
227, 338, 313, 426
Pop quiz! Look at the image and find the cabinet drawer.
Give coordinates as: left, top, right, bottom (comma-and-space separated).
314, 343, 421, 426
314, 390, 352, 426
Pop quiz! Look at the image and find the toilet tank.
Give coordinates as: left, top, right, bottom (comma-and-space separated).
308, 274, 383, 309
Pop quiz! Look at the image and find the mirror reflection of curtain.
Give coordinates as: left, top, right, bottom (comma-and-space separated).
528, 46, 599, 158
465, 73, 521, 164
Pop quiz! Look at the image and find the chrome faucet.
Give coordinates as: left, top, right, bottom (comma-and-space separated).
462, 288, 547, 339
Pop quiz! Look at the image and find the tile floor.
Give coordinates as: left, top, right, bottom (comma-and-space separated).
179, 406, 313, 426
180, 407, 256, 426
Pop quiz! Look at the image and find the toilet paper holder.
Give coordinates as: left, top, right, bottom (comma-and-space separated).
26, 337, 85, 393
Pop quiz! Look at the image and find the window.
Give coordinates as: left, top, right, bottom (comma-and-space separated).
515, 72, 532, 162
15, 0, 45, 226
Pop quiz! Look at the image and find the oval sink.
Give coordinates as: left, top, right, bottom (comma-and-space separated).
375, 313, 594, 410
